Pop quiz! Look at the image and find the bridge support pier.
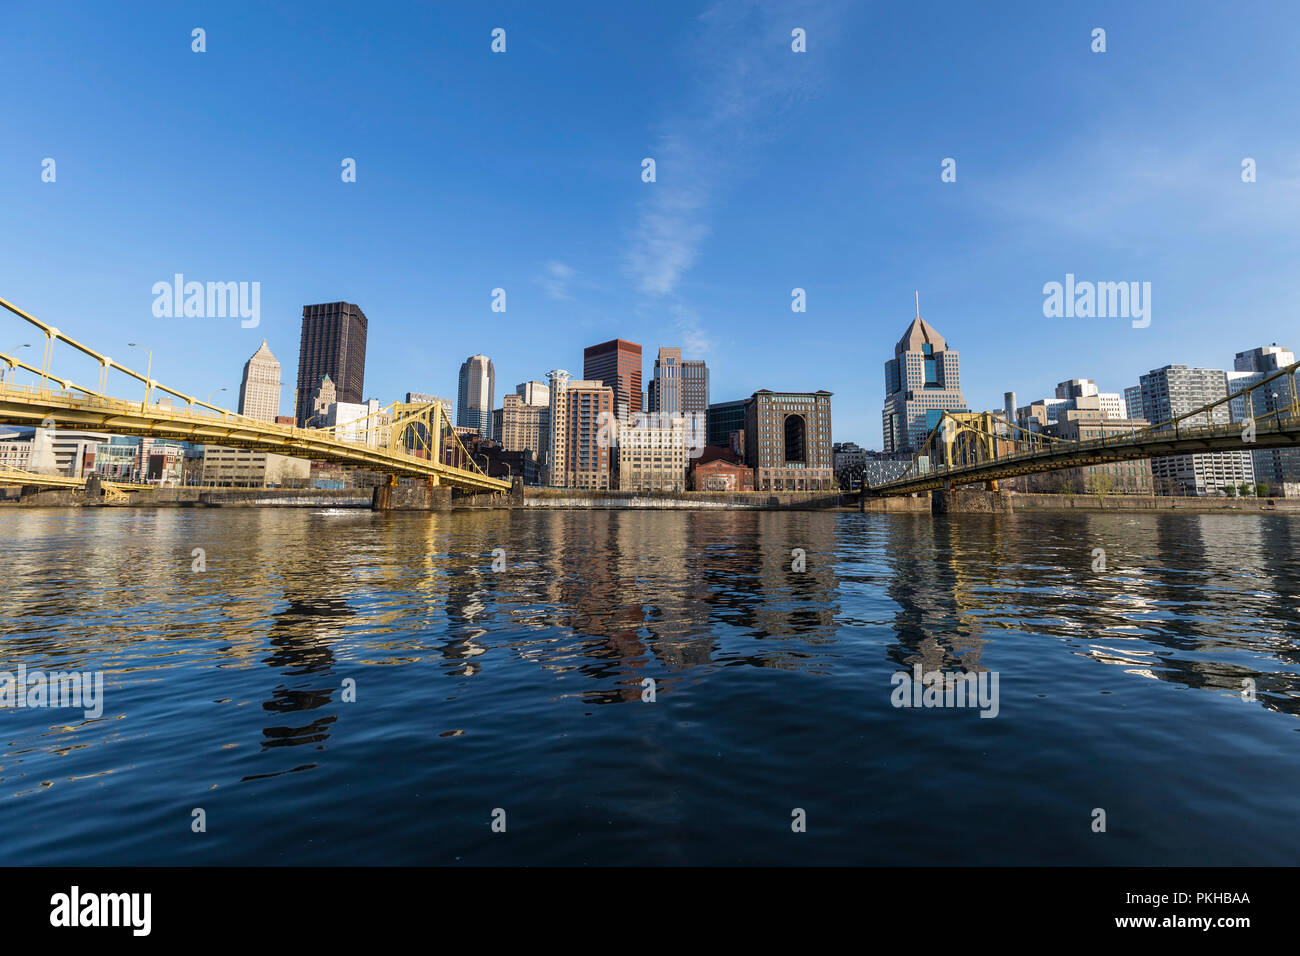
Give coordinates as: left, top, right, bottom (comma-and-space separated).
931, 485, 1013, 515
372, 477, 452, 511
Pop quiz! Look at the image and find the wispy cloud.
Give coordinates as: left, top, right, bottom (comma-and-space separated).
624, 0, 838, 300
670, 302, 716, 354
536, 260, 578, 301
980, 135, 1300, 251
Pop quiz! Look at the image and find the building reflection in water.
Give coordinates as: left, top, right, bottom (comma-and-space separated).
876, 509, 1300, 718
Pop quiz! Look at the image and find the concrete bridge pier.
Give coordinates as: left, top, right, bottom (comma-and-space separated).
931, 482, 1013, 515
372, 477, 452, 511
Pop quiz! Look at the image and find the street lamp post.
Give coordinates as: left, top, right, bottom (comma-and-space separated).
127, 343, 152, 410
206, 387, 227, 406
2, 343, 31, 383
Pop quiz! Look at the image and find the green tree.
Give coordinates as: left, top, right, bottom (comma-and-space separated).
1225, 484, 1237, 497
1086, 472, 1113, 502
1256, 482, 1270, 498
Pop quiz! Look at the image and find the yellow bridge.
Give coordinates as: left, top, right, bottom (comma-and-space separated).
871, 361, 1300, 496
0, 297, 511, 495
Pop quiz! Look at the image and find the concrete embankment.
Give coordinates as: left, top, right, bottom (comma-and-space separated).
1011, 492, 1300, 513
377, 485, 885, 511
516, 488, 870, 511
0, 487, 372, 508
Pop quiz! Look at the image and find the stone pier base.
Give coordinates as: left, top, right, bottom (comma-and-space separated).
372, 480, 452, 511
932, 487, 1013, 515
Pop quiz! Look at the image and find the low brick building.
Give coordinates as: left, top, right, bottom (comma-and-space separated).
690, 446, 755, 491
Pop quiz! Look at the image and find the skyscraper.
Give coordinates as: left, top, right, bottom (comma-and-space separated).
583, 339, 642, 420
648, 347, 682, 414
882, 308, 968, 454
681, 359, 709, 416
295, 302, 367, 426
647, 350, 708, 417
237, 340, 281, 422
457, 355, 496, 438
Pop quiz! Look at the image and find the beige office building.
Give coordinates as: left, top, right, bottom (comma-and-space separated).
618, 415, 690, 492
238, 340, 282, 422
201, 447, 311, 487
499, 393, 549, 460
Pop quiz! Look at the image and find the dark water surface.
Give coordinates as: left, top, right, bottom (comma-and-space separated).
1, 507, 1297, 865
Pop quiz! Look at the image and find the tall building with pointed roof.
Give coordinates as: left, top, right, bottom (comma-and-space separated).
238, 339, 282, 422
882, 306, 968, 454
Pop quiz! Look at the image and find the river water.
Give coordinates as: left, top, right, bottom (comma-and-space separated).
1, 507, 1297, 865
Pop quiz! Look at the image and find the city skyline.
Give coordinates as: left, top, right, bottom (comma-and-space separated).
5, 2, 1300, 448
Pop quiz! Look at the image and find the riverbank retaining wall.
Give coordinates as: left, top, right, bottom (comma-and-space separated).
1011, 493, 1300, 513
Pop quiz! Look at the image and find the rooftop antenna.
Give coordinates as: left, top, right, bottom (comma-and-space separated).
914, 290, 920, 319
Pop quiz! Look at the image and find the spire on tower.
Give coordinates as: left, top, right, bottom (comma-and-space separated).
914, 290, 920, 319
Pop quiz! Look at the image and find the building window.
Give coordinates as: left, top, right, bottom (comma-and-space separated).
784, 415, 807, 463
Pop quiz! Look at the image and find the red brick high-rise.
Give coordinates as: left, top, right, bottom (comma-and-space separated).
583, 339, 642, 419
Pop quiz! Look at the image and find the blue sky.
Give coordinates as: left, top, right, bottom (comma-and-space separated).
3, 0, 1298, 446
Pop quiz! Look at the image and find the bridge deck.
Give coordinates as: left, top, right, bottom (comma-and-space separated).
0, 383, 511, 493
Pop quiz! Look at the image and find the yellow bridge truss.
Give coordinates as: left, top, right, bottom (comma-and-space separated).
873, 361, 1300, 495
0, 297, 510, 494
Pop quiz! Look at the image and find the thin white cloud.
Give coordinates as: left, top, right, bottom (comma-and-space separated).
624, 0, 837, 298
671, 302, 716, 355
537, 260, 578, 301
981, 137, 1300, 248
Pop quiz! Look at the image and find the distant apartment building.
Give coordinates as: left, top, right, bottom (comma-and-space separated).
237, 340, 281, 422
546, 371, 613, 489
1228, 344, 1300, 488
1130, 364, 1255, 495
583, 339, 642, 421
706, 399, 748, 448
201, 447, 311, 487
295, 302, 367, 426
882, 314, 967, 454
457, 355, 495, 439
744, 390, 834, 491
